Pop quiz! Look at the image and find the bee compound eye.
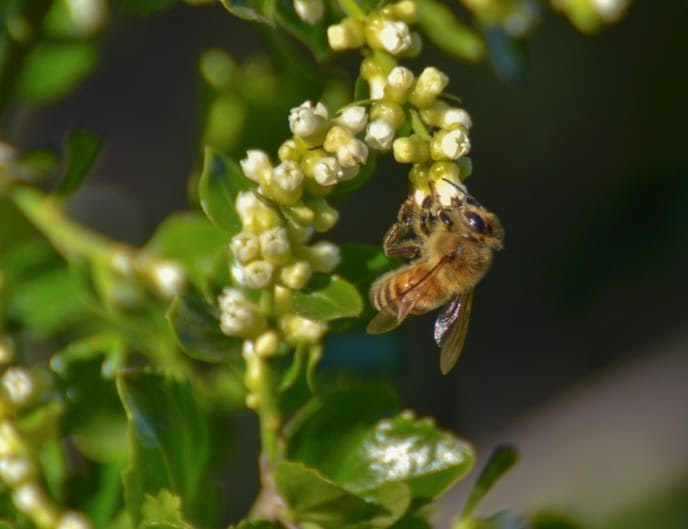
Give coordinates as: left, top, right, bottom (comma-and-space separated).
439, 210, 453, 227
465, 212, 488, 234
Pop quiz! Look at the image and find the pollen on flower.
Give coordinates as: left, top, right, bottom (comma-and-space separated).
1, 367, 34, 406
306, 241, 341, 272
242, 260, 274, 289
365, 119, 395, 151
293, 0, 324, 25
230, 232, 260, 264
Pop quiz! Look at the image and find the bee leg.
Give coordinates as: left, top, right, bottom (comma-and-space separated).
385, 244, 421, 259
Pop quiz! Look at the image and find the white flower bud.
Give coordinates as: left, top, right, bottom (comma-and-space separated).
57, 511, 92, 529
307, 241, 340, 272
280, 260, 312, 290
151, 261, 186, 298
337, 106, 368, 135
218, 288, 265, 337
1, 367, 34, 406
0, 456, 34, 485
337, 138, 369, 168
368, 76, 387, 100
235, 191, 280, 233
435, 127, 471, 160
259, 227, 291, 265
386, 66, 415, 94
313, 157, 343, 186
273, 161, 304, 192
240, 150, 272, 183
293, 0, 324, 25
365, 119, 395, 151
327, 18, 365, 51
442, 108, 473, 130
310, 199, 339, 232
242, 261, 274, 289
280, 314, 328, 345
254, 330, 280, 357
410, 67, 449, 108
289, 101, 328, 138
377, 20, 412, 55
230, 232, 260, 264
13, 483, 43, 513
278, 139, 301, 162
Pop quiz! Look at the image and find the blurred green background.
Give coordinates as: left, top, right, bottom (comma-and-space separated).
4, 0, 688, 527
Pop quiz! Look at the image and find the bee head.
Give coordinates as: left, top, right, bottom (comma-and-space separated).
460, 205, 504, 250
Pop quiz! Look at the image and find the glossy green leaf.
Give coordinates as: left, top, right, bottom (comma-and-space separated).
202, 93, 247, 154
57, 129, 103, 197
14, 41, 98, 102
51, 333, 126, 379
146, 212, 228, 296
290, 389, 473, 501
220, 0, 276, 25
292, 275, 363, 321
332, 153, 377, 195
198, 148, 252, 235
353, 75, 370, 101
117, 371, 211, 526
231, 521, 285, 529
141, 490, 194, 529
389, 515, 433, 529
415, 0, 484, 62
275, 461, 389, 529
167, 293, 243, 363
456, 512, 527, 529
462, 445, 518, 518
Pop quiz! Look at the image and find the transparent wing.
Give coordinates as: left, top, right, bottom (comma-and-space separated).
436, 290, 474, 375
367, 257, 447, 335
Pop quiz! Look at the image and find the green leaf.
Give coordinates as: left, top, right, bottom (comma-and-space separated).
337, 244, 397, 293
14, 41, 98, 102
331, 152, 377, 195
462, 445, 518, 518
353, 75, 370, 101
141, 490, 194, 529
275, 461, 389, 529
220, 0, 276, 25
455, 512, 527, 529
166, 293, 243, 363
121, 0, 180, 14
290, 390, 474, 502
145, 212, 229, 296
198, 147, 252, 235
117, 371, 211, 526
230, 521, 285, 529
415, 0, 484, 62
292, 275, 363, 321
57, 129, 103, 197
389, 515, 433, 529
530, 512, 584, 529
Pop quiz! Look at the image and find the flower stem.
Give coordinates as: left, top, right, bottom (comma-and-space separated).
338, 0, 367, 21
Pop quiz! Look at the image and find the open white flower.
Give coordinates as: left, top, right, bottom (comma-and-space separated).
313, 157, 344, 186
378, 20, 412, 55
272, 161, 303, 192
288, 101, 329, 138
242, 260, 274, 289
230, 232, 260, 264
240, 150, 272, 183
337, 106, 368, 134
1, 367, 34, 406
259, 227, 291, 265
365, 119, 395, 151
337, 138, 369, 168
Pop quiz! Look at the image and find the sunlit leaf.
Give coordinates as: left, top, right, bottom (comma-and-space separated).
462, 445, 518, 518
56, 129, 102, 197
167, 293, 243, 363
14, 41, 98, 102
117, 371, 211, 526
415, 0, 484, 62
220, 0, 276, 25
292, 275, 363, 321
142, 490, 194, 529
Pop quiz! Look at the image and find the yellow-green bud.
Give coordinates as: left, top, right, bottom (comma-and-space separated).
384, 66, 415, 104
235, 190, 281, 233
0, 456, 35, 486
327, 17, 365, 51
430, 127, 470, 160
420, 101, 473, 130
365, 15, 412, 55
305, 241, 340, 272
230, 232, 260, 264
280, 314, 328, 345
393, 135, 429, 164
283, 203, 315, 227
429, 160, 460, 184
301, 149, 328, 179
280, 260, 312, 290
245, 394, 260, 410
259, 227, 291, 266
323, 126, 352, 154
278, 139, 302, 162
273, 285, 293, 315
381, 0, 418, 23
408, 164, 429, 189
409, 67, 449, 109
370, 101, 406, 130
0, 339, 14, 365
255, 330, 280, 358
286, 222, 314, 244
0, 421, 22, 458
307, 197, 340, 232
457, 156, 472, 180
360, 57, 387, 100
13, 483, 58, 528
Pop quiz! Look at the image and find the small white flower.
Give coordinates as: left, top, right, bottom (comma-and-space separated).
337, 138, 369, 168
439, 128, 471, 159
288, 101, 329, 138
272, 161, 303, 192
240, 150, 272, 183
280, 314, 328, 345
442, 108, 473, 130
230, 232, 260, 264
66, 0, 107, 34
0, 456, 33, 485
338, 106, 368, 134
151, 261, 185, 298
311, 200, 340, 232
313, 157, 343, 186
1, 367, 34, 406
592, 0, 629, 20
259, 227, 291, 265
386, 66, 415, 92
218, 288, 264, 336
242, 261, 274, 289
280, 260, 312, 290
327, 18, 365, 51
57, 511, 92, 529
13, 483, 43, 513
293, 0, 324, 25
365, 119, 395, 151
235, 190, 279, 232
417, 67, 449, 97
377, 20, 412, 55
307, 241, 340, 272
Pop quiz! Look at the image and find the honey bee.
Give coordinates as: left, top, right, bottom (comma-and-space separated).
367, 180, 504, 374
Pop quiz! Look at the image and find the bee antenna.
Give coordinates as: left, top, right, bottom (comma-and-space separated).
441, 178, 481, 207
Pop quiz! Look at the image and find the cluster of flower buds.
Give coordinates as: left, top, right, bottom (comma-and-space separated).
327, 0, 421, 57
0, 354, 91, 529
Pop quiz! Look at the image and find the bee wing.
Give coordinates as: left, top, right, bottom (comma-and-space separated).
367, 257, 447, 335
435, 289, 474, 375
